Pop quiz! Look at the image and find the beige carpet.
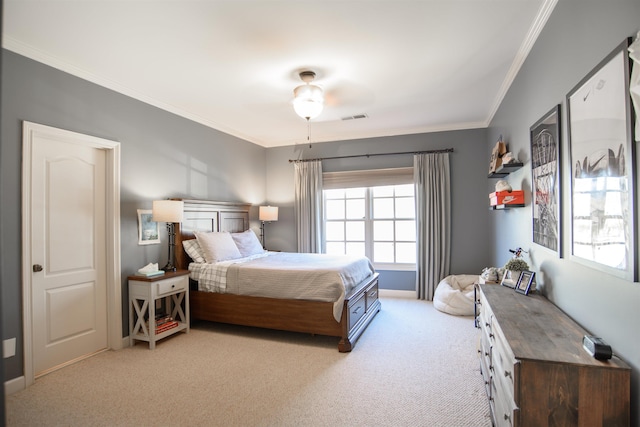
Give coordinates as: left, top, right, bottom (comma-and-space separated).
6, 297, 491, 426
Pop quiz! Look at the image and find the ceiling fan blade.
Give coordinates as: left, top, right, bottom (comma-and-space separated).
323, 80, 375, 108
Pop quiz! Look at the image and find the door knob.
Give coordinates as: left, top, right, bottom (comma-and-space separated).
32, 264, 43, 272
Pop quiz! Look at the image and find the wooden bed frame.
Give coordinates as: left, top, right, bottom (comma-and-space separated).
174, 199, 381, 352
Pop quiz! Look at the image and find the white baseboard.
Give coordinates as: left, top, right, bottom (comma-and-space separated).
5, 375, 25, 395
379, 289, 416, 299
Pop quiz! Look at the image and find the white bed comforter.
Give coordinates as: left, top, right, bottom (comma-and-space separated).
189, 252, 375, 322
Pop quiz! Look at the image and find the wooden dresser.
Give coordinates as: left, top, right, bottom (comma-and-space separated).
476, 284, 630, 427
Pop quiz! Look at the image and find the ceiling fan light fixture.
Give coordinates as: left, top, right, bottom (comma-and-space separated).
293, 71, 324, 120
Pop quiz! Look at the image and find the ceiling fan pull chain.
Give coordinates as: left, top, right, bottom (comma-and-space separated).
307, 119, 312, 148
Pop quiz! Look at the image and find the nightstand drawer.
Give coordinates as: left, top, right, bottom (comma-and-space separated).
156, 275, 188, 296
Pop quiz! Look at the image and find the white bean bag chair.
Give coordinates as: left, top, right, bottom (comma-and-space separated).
433, 274, 477, 316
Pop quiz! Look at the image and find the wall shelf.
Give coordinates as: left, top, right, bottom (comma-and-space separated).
487, 162, 523, 178
488, 161, 525, 209
490, 204, 525, 210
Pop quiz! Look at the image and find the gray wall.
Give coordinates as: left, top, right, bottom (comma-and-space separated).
265, 130, 493, 290
487, 1, 640, 424
1, 50, 267, 380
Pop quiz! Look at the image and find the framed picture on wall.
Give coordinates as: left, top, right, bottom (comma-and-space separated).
137, 209, 160, 245
566, 38, 637, 281
530, 104, 561, 255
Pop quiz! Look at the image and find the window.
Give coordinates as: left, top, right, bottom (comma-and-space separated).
324, 183, 416, 270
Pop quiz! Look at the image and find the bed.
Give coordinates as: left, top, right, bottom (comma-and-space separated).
174, 199, 381, 352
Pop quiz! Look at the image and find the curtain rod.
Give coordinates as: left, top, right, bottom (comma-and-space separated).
288, 147, 454, 163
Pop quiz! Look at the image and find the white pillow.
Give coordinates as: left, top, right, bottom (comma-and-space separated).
194, 231, 242, 263
182, 239, 206, 264
231, 229, 265, 257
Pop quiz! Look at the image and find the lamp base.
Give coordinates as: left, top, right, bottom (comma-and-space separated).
162, 262, 176, 272
164, 223, 177, 272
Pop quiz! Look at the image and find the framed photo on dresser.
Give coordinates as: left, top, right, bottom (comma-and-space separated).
515, 271, 535, 295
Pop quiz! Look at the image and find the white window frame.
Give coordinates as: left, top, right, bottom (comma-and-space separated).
323, 168, 415, 271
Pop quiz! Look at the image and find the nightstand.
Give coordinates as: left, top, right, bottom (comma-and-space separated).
128, 270, 190, 349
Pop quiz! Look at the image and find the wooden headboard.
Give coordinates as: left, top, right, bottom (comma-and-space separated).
174, 199, 251, 270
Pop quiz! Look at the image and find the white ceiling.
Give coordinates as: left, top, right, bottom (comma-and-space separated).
3, 0, 557, 148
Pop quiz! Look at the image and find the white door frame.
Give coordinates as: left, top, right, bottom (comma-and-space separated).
21, 121, 122, 388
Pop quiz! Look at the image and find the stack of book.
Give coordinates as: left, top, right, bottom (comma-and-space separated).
152, 313, 179, 334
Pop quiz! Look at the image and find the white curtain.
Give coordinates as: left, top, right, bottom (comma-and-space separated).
414, 153, 451, 300
294, 160, 324, 253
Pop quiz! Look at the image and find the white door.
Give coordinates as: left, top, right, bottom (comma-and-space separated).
30, 133, 108, 377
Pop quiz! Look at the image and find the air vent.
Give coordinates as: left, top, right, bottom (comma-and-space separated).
341, 113, 368, 121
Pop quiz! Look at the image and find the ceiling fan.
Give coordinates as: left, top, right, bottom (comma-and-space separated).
290, 69, 375, 123
292, 70, 324, 120
241, 67, 374, 125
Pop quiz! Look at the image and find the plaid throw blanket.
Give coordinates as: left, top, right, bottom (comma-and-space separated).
190, 253, 268, 293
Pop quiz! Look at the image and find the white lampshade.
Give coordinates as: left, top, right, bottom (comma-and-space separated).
293, 84, 324, 120
152, 200, 184, 223
259, 206, 279, 222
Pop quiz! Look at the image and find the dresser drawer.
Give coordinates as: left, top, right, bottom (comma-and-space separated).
478, 307, 493, 399
478, 291, 493, 333
493, 384, 516, 427
491, 326, 517, 408
479, 337, 492, 398
156, 275, 188, 296
493, 344, 516, 395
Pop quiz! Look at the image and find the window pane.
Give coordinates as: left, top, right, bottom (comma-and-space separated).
373, 186, 394, 197
604, 191, 622, 215
373, 198, 394, 218
346, 221, 365, 240
395, 197, 415, 218
396, 242, 416, 263
326, 242, 345, 255
373, 220, 394, 241
345, 187, 366, 198
325, 221, 344, 241
395, 184, 414, 197
325, 199, 345, 220
345, 242, 365, 257
574, 193, 590, 217
396, 220, 416, 241
346, 199, 365, 219
374, 242, 394, 263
